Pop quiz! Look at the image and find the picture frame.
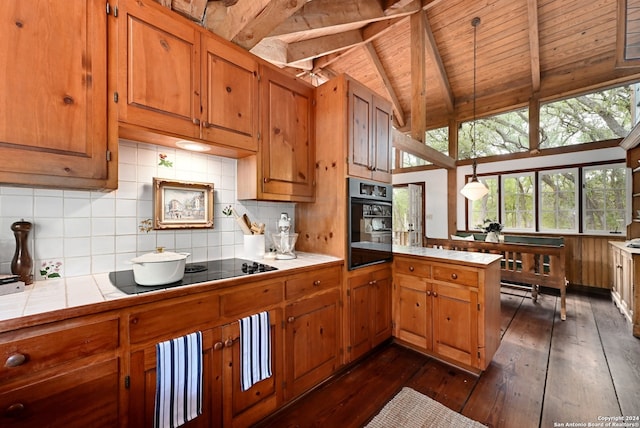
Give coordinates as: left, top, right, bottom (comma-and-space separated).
153, 178, 214, 229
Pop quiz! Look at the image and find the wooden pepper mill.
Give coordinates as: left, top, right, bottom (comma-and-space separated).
11, 220, 33, 285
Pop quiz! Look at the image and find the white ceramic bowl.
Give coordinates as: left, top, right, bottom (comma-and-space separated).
130, 249, 190, 286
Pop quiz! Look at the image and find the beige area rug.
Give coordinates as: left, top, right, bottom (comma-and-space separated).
365, 387, 486, 428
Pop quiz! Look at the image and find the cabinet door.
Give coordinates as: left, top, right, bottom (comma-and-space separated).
348, 272, 372, 361
128, 328, 223, 428
371, 94, 392, 182
285, 290, 340, 400
221, 308, 282, 428
117, 0, 200, 138
394, 274, 431, 350
0, 0, 110, 188
371, 268, 393, 347
348, 81, 374, 179
201, 36, 258, 151
260, 66, 315, 200
432, 283, 479, 368
0, 358, 118, 428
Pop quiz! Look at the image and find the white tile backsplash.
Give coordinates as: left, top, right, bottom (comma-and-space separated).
0, 140, 295, 278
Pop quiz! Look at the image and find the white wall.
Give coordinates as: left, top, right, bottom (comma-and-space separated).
0, 140, 294, 279
394, 146, 627, 239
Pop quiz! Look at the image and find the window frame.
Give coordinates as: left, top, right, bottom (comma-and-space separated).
538, 167, 580, 234
581, 162, 629, 235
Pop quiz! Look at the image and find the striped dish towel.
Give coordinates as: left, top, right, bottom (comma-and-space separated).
239, 311, 272, 391
154, 331, 203, 428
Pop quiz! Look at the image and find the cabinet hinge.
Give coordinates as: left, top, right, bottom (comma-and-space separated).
477, 351, 481, 359
346, 289, 351, 297
106, 150, 112, 162
477, 303, 480, 311
124, 375, 130, 389
257, 73, 261, 82
113, 92, 119, 103
257, 132, 261, 141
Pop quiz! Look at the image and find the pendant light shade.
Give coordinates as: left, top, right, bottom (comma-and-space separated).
461, 17, 489, 201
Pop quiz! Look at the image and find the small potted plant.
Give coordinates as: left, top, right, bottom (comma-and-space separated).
481, 219, 503, 242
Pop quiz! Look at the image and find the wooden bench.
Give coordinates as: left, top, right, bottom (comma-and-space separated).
425, 236, 568, 320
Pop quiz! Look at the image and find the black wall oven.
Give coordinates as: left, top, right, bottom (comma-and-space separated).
348, 178, 393, 270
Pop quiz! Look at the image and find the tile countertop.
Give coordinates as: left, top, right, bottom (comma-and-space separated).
393, 245, 503, 266
0, 252, 342, 324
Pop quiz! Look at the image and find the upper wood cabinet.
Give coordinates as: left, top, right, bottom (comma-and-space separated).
0, 0, 116, 190
116, 0, 259, 153
238, 65, 315, 202
116, 0, 201, 139
348, 78, 392, 183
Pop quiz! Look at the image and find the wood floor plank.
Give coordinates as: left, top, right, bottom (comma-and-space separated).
405, 358, 478, 412
541, 293, 621, 426
255, 344, 427, 428
499, 287, 526, 338
589, 294, 640, 417
461, 294, 556, 428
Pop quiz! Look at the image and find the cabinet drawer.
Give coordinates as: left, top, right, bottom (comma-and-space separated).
394, 258, 431, 278
432, 265, 478, 287
220, 280, 284, 318
0, 358, 119, 427
285, 266, 341, 300
0, 317, 119, 383
129, 294, 219, 345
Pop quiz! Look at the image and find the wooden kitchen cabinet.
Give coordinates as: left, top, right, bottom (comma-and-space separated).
347, 264, 392, 362
609, 242, 640, 337
0, 314, 121, 427
238, 65, 316, 202
284, 267, 341, 400
393, 254, 500, 372
116, 0, 259, 154
0, 0, 116, 190
348, 77, 393, 183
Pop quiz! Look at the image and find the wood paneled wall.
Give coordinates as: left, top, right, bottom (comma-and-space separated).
564, 235, 625, 290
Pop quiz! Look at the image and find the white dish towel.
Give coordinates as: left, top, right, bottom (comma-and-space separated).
154, 331, 203, 428
239, 311, 272, 391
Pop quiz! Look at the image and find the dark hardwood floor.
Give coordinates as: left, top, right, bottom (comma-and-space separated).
255, 287, 640, 428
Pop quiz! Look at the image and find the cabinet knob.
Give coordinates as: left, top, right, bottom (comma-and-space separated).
451, 273, 458, 280
213, 341, 224, 351
224, 338, 234, 347
433, 291, 438, 297
203, 121, 215, 129
5, 403, 25, 417
426, 290, 431, 296
192, 118, 200, 125
5, 353, 26, 368
370, 280, 377, 285
409, 266, 414, 272
287, 316, 295, 323
313, 280, 321, 287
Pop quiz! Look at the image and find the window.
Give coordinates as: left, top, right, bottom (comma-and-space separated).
458, 108, 529, 159
583, 164, 628, 234
539, 169, 578, 233
539, 85, 632, 148
501, 173, 535, 231
397, 127, 449, 169
469, 176, 498, 229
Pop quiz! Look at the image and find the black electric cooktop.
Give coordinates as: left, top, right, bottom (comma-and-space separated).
108, 258, 278, 295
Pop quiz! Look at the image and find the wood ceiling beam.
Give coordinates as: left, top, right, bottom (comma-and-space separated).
393, 129, 456, 169
527, 0, 541, 93
423, 12, 454, 113
286, 30, 364, 64
231, 0, 307, 50
410, 11, 427, 142
203, 0, 272, 41
363, 43, 407, 127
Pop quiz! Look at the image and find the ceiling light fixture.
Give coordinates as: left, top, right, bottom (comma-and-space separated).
460, 17, 489, 201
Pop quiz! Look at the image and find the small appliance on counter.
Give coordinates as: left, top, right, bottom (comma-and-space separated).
271, 213, 298, 260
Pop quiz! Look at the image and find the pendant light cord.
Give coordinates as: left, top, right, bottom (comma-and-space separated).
471, 17, 480, 180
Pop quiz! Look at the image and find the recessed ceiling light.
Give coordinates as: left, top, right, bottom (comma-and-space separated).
175, 140, 211, 152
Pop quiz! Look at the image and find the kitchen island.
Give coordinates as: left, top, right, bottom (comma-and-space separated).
392, 245, 502, 373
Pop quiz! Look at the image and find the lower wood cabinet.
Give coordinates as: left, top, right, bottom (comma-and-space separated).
610, 242, 640, 337
347, 264, 392, 362
393, 254, 500, 372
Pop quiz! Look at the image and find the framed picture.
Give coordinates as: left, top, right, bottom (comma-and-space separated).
153, 178, 214, 229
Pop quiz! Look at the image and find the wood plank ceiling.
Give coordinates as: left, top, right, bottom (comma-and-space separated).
162, 0, 640, 135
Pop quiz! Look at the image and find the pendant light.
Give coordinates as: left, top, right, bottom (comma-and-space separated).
460, 17, 489, 201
